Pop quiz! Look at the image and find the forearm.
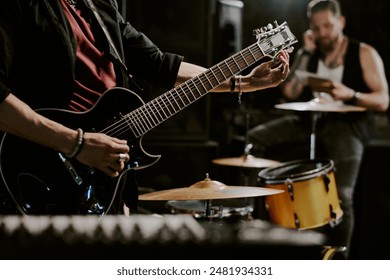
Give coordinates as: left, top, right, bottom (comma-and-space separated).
0, 93, 78, 155
175, 61, 232, 92
350, 90, 389, 112
176, 53, 290, 94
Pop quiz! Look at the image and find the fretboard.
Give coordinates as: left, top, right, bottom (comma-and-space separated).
126, 42, 265, 138
123, 21, 297, 137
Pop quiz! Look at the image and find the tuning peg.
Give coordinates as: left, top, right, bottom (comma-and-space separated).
266, 23, 273, 31
253, 26, 269, 38
286, 46, 295, 53
274, 20, 279, 27
252, 28, 261, 36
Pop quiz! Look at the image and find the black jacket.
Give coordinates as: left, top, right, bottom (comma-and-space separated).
0, 0, 183, 109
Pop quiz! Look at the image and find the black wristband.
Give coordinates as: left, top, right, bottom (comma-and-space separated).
349, 91, 361, 104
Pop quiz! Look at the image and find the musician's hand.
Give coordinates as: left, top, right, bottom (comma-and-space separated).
303, 30, 316, 52
246, 50, 290, 90
326, 81, 356, 102
76, 132, 130, 177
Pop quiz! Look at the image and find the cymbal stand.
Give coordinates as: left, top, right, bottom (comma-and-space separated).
241, 102, 253, 186
241, 105, 256, 211
204, 199, 214, 218
244, 108, 251, 151
309, 112, 322, 159
203, 199, 224, 221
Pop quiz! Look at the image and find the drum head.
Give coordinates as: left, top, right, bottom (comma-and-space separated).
258, 159, 334, 185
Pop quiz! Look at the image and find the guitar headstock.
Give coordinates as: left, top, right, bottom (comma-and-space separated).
253, 21, 298, 60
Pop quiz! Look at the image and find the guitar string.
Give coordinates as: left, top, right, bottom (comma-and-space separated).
102, 42, 276, 139
113, 42, 264, 137
99, 47, 259, 138
126, 33, 281, 128
100, 41, 277, 139
98, 64, 237, 137
121, 49, 251, 135
102, 23, 296, 138
99, 37, 284, 139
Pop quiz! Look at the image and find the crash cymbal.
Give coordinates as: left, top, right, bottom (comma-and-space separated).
275, 100, 366, 112
138, 177, 283, 201
212, 155, 280, 169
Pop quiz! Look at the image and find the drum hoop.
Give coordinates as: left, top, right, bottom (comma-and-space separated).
258, 158, 334, 184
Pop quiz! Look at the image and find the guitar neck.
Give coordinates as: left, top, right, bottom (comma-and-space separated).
125, 22, 296, 137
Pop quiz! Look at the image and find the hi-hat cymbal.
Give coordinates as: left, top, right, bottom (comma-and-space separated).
212, 155, 280, 169
275, 100, 366, 112
138, 177, 283, 201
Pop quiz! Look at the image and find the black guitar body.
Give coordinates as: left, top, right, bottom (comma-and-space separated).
0, 88, 160, 216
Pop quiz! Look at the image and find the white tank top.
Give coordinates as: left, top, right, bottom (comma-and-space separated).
314, 60, 344, 101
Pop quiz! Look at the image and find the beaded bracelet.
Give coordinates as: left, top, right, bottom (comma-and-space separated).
66, 128, 84, 158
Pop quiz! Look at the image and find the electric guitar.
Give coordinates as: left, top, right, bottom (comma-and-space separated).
0, 21, 297, 217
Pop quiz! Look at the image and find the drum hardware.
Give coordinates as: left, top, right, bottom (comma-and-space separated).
204, 199, 219, 218
139, 174, 283, 201
258, 159, 343, 230
286, 179, 294, 201
167, 199, 253, 220
212, 155, 280, 170
323, 173, 331, 192
321, 246, 347, 260
327, 204, 340, 228
275, 99, 366, 159
329, 205, 337, 219
274, 99, 367, 113
213, 102, 280, 171
140, 174, 282, 221
294, 213, 300, 228
213, 101, 279, 189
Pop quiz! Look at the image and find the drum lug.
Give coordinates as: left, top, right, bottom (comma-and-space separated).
327, 204, 339, 228
285, 179, 294, 201
329, 204, 336, 219
322, 173, 330, 192
294, 213, 300, 228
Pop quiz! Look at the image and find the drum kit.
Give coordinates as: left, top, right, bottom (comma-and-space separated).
139, 173, 283, 220
139, 98, 365, 232
276, 98, 366, 159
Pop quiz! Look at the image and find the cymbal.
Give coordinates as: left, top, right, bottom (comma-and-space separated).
275, 100, 366, 112
138, 177, 283, 201
212, 155, 280, 169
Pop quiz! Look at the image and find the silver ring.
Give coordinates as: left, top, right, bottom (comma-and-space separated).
118, 153, 127, 162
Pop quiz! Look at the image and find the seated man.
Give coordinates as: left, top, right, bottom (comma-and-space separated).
248, 0, 389, 259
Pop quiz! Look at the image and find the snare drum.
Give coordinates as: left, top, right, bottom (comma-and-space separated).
257, 159, 343, 230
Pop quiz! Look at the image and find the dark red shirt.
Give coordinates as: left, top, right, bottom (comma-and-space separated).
61, 0, 117, 111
